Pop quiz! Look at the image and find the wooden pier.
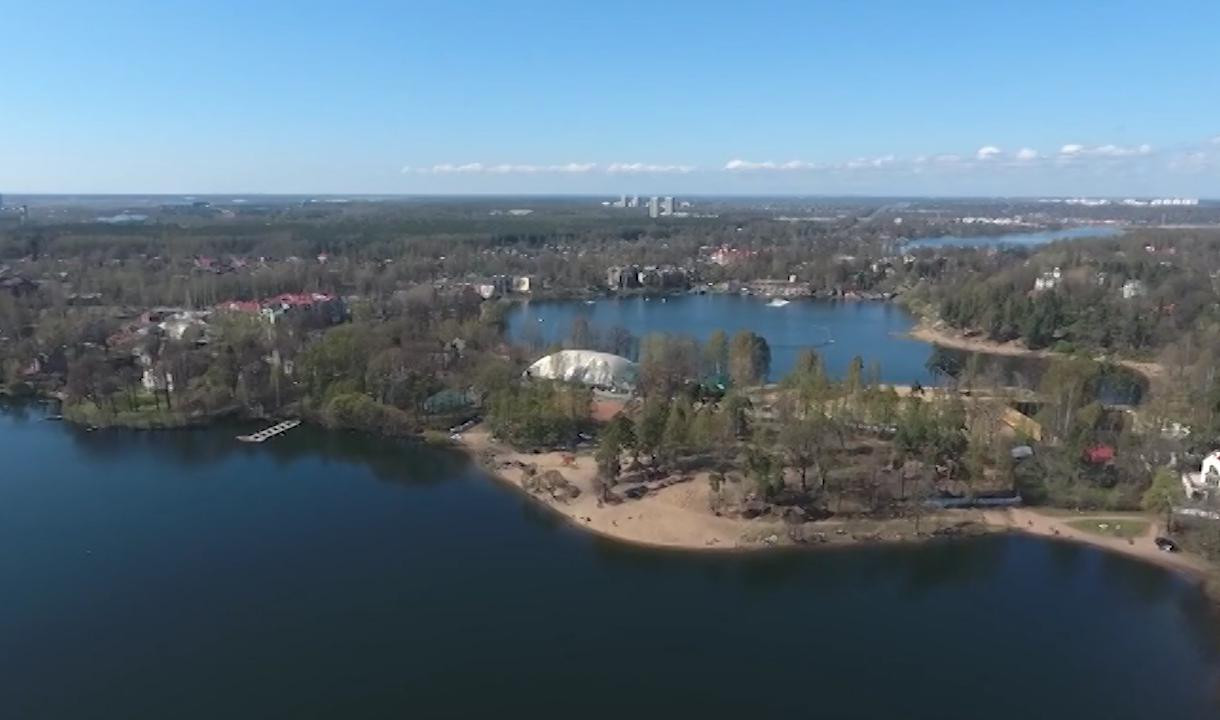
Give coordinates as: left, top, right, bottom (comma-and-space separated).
237, 419, 301, 443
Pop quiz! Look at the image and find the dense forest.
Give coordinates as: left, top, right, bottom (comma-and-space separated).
912, 229, 1220, 356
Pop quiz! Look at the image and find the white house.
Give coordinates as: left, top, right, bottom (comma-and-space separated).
1033, 267, 1062, 292
1182, 451, 1220, 499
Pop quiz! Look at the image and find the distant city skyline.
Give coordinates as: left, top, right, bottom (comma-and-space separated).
2, 1, 1218, 196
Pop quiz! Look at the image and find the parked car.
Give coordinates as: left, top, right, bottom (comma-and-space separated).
1154, 537, 1179, 553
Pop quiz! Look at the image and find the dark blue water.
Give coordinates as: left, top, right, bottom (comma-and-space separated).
508, 296, 939, 385
903, 225, 1123, 250
1, 404, 1217, 719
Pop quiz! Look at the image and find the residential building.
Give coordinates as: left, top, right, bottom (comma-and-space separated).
607, 265, 640, 290
219, 293, 345, 325
1033, 267, 1062, 292
470, 275, 513, 299
636, 265, 689, 290
1121, 279, 1146, 299
708, 245, 755, 266
1183, 451, 1220, 500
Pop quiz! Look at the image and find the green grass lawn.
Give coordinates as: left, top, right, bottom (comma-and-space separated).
1065, 518, 1150, 539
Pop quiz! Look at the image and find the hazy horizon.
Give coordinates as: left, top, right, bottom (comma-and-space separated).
6, 192, 1217, 204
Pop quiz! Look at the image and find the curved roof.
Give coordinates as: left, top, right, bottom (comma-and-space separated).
525, 350, 637, 390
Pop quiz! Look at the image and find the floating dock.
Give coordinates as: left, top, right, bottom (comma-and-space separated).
237, 419, 301, 443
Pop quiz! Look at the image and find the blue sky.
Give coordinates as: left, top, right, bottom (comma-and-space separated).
2, 0, 1218, 196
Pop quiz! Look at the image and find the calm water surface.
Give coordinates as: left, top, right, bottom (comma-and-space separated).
903, 225, 1123, 250
1, 404, 1216, 719
507, 295, 1146, 403
508, 296, 937, 384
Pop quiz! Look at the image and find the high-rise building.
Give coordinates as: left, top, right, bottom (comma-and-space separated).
660, 196, 675, 216
627, 195, 639, 208
647, 197, 659, 218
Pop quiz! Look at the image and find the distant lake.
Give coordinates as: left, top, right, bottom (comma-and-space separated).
1, 404, 1216, 719
508, 295, 936, 384
505, 295, 1145, 401
903, 225, 1123, 250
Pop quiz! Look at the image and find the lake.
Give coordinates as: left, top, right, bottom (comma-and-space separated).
903, 225, 1124, 250
1, 404, 1217, 719
509, 295, 938, 385
506, 295, 1145, 402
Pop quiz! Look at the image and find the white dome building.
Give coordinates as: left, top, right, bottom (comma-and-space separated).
524, 350, 638, 392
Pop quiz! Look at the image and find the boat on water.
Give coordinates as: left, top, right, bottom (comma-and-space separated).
766, 298, 790, 307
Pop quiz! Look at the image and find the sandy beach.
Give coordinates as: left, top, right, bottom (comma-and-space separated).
982, 507, 1210, 576
456, 425, 1213, 584
459, 427, 787, 549
458, 427, 993, 550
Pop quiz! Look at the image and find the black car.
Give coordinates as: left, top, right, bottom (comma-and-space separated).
1154, 537, 1179, 553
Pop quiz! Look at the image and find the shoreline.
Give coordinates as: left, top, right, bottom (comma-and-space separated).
455, 426, 1216, 589
909, 319, 1164, 381
457, 427, 995, 552
11, 395, 1211, 587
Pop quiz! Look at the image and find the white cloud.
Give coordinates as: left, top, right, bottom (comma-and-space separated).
841, 155, 895, 170
409, 162, 597, 175
724, 159, 818, 171
606, 162, 696, 174
719, 140, 1173, 177
408, 137, 1193, 184
484, 162, 596, 174
1058, 143, 1152, 159
976, 145, 1002, 160
1093, 143, 1152, 157
406, 161, 695, 175
723, 157, 902, 172
1167, 139, 1220, 172
1168, 151, 1210, 171
432, 163, 489, 174
549, 162, 598, 173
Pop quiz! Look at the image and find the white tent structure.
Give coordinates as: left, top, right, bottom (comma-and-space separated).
524, 350, 638, 392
